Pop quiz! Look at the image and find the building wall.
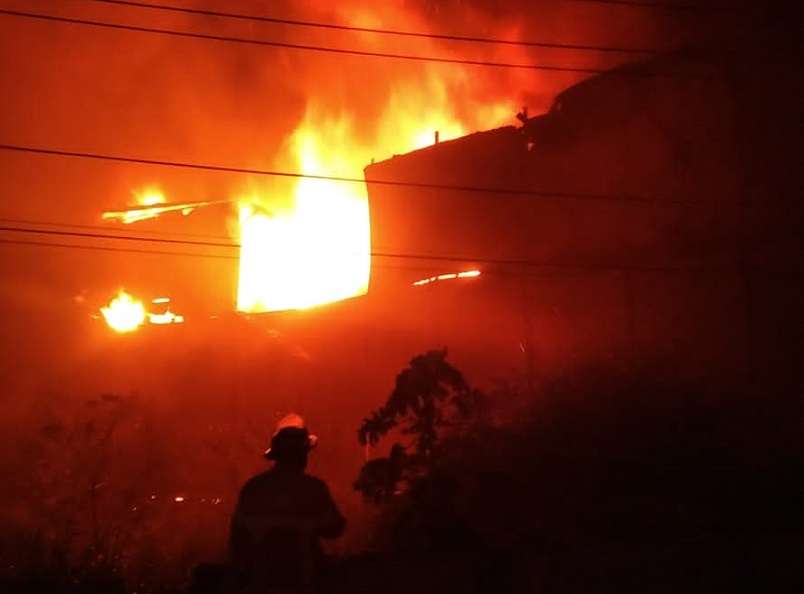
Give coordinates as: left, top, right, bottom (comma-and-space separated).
365, 52, 801, 392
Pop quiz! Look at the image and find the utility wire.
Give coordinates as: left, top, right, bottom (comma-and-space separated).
90, 0, 658, 55
0, 143, 675, 205
0, 9, 607, 74
0, 217, 233, 242
0, 237, 441, 272
0, 237, 235, 260
0, 234, 684, 274
0, 224, 236, 249
568, 0, 715, 10
0, 224, 683, 272
0, 237, 451, 274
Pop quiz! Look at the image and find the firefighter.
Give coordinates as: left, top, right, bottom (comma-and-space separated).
228, 414, 345, 594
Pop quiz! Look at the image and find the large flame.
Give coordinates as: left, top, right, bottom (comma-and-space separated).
101, 290, 146, 333
237, 118, 371, 312
236, 86, 512, 313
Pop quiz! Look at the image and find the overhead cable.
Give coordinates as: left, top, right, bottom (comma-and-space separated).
0, 9, 607, 74
90, 0, 658, 55
569, 0, 714, 10
0, 224, 683, 272
0, 217, 233, 242
0, 237, 235, 260
0, 143, 675, 205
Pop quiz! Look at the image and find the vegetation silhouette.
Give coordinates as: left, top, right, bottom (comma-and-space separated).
347, 353, 802, 593
354, 349, 484, 504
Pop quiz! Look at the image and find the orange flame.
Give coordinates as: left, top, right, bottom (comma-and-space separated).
236, 113, 371, 312
412, 270, 481, 286
101, 184, 228, 224
236, 86, 510, 312
148, 297, 185, 325
100, 290, 146, 333
136, 188, 166, 206
102, 200, 222, 224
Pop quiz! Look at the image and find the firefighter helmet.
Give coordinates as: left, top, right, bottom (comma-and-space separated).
264, 413, 318, 460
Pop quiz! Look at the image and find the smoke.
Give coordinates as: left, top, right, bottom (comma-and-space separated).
0, 0, 668, 219
0, 1, 679, 582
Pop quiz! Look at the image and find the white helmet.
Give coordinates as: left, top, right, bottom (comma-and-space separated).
264, 413, 318, 459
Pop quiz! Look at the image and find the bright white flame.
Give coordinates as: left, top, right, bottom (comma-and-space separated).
100, 290, 146, 333
237, 124, 371, 312
136, 188, 166, 206
232, 70, 512, 313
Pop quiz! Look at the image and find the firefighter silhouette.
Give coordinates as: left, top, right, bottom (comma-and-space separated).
228, 414, 345, 593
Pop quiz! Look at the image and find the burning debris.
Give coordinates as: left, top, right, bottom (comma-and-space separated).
148, 297, 185, 325
99, 292, 184, 332
412, 270, 481, 286
102, 199, 228, 224
100, 290, 146, 333
101, 184, 230, 224
94, 16, 514, 317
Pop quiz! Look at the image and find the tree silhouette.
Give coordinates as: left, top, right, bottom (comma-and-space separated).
355, 350, 482, 501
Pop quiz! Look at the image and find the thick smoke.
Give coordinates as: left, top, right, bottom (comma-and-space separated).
0, 0, 680, 587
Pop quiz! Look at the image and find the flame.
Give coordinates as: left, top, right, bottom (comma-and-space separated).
237, 114, 372, 312
100, 290, 146, 333
412, 270, 482, 286
148, 310, 184, 325
135, 187, 166, 206
102, 200, 222, 224
148, 296, 184, 324
236, 87, 510, 312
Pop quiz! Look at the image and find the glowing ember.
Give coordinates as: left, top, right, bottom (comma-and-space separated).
412, 270, 481, 287
102, 199, 221, 224
100, 290, 146, 333
148, 297, 184, 325
136, 187, 166, 206
149, 310, 184, 325
174, 496, 185, 502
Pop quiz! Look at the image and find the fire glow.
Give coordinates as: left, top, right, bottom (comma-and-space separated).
236, 116, 372, 313
100, 292, 184, 332
101, 184, 227, 224
100, 290, 146, 333
235, 95, 509, 313
102, 200, 221, 224
412, 270, 482, 287
104, 61, 513, 313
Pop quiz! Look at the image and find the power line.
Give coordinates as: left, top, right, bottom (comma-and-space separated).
90, 0, 658, 55
0, 143, 675, 205
0, 234, 684, 274
0, 217, 233, 242
0, 224, 682, 272
0, 8, 607, 74
569, 0, 714, 10
0, 237, 235, 260
0, 237, 444, 272
0, 225, 237, 249
0, 236, 492, 276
